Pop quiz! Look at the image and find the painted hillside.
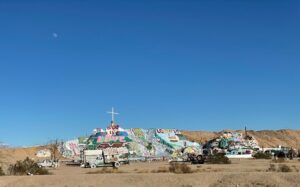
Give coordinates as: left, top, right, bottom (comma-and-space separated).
182, 129, 300, 149
60, 126, 201, 160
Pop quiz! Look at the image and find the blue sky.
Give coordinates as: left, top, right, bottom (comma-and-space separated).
0, 0, 299, 146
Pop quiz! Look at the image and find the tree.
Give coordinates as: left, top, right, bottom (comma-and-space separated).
48, 139, 62, 161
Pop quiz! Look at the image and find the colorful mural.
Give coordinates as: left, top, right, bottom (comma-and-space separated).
59, 138, 87, 159
60, 125, 201, 160
155, 129, 200, 150
86, 122, 132, 150
203, 131, 260, 157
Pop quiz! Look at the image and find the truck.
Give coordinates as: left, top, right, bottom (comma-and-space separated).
37, 159, 59, 168
81, 148, 129, 168
169, 146, 205, 164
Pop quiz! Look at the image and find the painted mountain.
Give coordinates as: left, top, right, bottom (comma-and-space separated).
59, 124, 201, 160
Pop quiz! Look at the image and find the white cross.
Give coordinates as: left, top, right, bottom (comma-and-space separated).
107, 107, 119, 122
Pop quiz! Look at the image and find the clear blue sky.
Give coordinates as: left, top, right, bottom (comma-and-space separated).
0, 0, 299, 146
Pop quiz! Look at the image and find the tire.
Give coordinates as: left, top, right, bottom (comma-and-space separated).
196, 155, 202, 161
113, 162, 120, 168
198, 159, 205, 164
90, 164, 97, 168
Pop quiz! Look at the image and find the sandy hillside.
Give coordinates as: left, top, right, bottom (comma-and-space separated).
0, 146, 52, 171
182, 129, 300, 149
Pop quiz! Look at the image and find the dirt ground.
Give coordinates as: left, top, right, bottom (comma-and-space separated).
1, 159, 300, 187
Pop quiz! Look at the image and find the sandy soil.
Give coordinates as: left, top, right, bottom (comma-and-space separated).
1, 159, 300, 187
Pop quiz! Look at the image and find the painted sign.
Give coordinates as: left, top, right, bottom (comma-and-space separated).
97, 136, 125, 143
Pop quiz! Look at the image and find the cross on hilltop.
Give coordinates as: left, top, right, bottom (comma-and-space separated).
107, 107, 119, 123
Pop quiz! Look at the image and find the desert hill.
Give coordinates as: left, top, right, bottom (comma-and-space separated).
0, 146, 47, 171
182, 129, 300, 150
1, 129, 300, 167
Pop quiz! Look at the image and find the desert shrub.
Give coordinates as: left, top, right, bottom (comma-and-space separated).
291, 165, 299, 172
272, 158, 285, 163
169, 163, 193, 174
136, 169, 149, 173
267, 164, 276, 172
0, 166, 5, 176
151, 166, 169, 173
275, 151, 286, 159
278, 164, 292, 172
156, 166, 168, 173
86, 167, 124, 174
253, 152, 272, 159
268, 164, 292, 172
206, 153, 231, 164
8, 157, 49, 175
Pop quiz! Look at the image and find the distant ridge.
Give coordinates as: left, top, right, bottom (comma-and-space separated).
182, 129, 300, 149
0, 142, 9, 148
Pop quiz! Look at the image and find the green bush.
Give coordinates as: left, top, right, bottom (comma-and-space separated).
0, 166, 5, 176
169, 163, 193, 174
8, 157, 49, 175
253, 152, 272, 159
206, 153, 231, 164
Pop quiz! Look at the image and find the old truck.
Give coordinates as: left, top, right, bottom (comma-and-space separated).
81, 148, 129, 168
169, 146, 205, 164
37, 159, 59, 168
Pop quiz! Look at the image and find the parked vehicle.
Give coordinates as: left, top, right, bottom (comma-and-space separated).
169, 146, 205, 164
37, 159, 59, 168
81, 149, 128, 168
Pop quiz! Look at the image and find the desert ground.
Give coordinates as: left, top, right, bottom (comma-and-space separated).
1, 159, 300, 187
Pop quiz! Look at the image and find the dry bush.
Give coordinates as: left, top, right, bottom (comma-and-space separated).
8, 157, 49, 175
136, 169, 149, 173
0, 166, 5, 176
86, 167, 124, 174
206, 153, 231, 164
169, 163, 193, 174
291, 165, 299, 172
268, 164, 292, 172
267, 164, 276, 172
151, 166, 168, 173
272, 158, 285, 163
278, 164, 292, 172
253, 152, 272, 159
158, 166, 168, 173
